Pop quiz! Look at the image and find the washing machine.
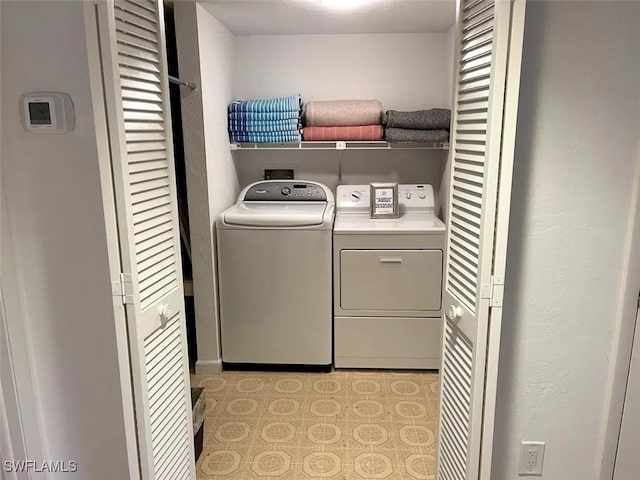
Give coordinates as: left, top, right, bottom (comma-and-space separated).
333, 184, 446, 369
217, 180, 334, 369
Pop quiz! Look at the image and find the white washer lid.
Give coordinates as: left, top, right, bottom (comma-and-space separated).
334, 213, 445, 234
222, 202, 329, 227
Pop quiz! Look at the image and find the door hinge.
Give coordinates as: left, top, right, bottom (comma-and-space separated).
112, 273, 134, 305
481, 275, 505, 307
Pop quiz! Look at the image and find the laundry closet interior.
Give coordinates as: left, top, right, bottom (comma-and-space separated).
168, 1, 459, 478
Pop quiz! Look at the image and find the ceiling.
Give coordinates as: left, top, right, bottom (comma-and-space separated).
200, 0, 456, 35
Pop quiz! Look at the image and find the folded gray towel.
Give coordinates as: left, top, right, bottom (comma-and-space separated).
384, 109, 451, 130
384, 128, 450, 143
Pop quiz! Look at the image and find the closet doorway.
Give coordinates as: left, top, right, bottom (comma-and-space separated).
163, 1, 526, 479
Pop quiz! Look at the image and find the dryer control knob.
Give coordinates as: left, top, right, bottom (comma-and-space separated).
418, 193, 426, 199
406, 192, 412, 200
158, 303, 173, 323
446, 305, 462, 321
350, 192, 361, 202
281, 187, 291, 196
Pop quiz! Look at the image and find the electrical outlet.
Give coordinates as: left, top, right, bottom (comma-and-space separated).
518, 441, 545, 476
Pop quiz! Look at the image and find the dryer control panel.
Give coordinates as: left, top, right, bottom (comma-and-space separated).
243, 181, 328, 202
337, 184, 435, 214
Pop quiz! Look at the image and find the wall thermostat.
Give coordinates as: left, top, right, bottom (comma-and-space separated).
20, 92, 75, 134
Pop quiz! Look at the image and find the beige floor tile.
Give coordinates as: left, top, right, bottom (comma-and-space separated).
195, 369, 439, 480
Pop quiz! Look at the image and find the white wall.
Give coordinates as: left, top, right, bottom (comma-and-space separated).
614, 308, 640, 479
599, 110, 640, 478
234, 149, 448, 207
1, 2, 136, 478
493, 2, 640, 479
233, 33, 449, 110
174, 3, 238, 373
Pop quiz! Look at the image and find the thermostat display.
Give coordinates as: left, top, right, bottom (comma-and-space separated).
28, 102, 52, 125
20, 92, 75, 134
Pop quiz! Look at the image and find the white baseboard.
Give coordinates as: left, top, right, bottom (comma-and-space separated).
195, 359, 223, 375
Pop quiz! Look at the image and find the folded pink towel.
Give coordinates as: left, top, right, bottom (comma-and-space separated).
304, 100, 383, 127
303, 125, 384, 141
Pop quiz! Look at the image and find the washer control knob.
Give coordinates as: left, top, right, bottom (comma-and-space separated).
406, 192, 412, 200
281, 187, 291, 196
418, 192, 426, 199
350, 191, 361, 202
446, 305, 463, 321
158, 303, 173, 323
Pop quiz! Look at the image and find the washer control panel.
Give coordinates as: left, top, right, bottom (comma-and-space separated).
244, 181, 327, 202
337, 184, 435, 214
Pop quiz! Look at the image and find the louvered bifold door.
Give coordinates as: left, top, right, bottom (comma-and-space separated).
437, 0, 525, 479
97, 1, 195, 479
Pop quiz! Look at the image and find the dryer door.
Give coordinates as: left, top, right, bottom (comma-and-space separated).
340, 249, 443, 312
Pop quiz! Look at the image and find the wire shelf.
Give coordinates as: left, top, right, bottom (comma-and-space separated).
230, 141, 449, 151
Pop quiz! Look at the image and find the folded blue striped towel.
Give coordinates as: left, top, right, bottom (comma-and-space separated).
229, 94, 302, 114
228, 119, 301, 133
230, 131, 302, 143
229, 111, 300, 121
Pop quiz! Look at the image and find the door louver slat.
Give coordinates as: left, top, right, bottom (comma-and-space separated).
453, 151, 485, 165
133, 208, 172, 232
440, 414, 468, 462
134, 221, 172, 246
121, 89, 163, 104
136, 239, 175, 267
439, 320, 474, 480
115, 18, 158, 43
463, 2, 494, 22
143, 315, 190, 479
129, 176, 169, 195
127, 139, 166, 151
140, 275, 179, 308
115, 0, 179, 312
117, 43, 160, 64
135, 214, 172, 239
464, 0, 493, 14
446, 0, 495, 318
149, 371, 183, 422
462, 9, 494, 34
440, 2, 497, 476
129, 155, 166, 172
462, 21, 492, 42
123, 99, 163, 112
114, 9, 157, 31
120, 67, 162, 85
144, 317, 181, 361
117, 30, 158, 52
126, 121, 165, 132
116, 1, 156, 21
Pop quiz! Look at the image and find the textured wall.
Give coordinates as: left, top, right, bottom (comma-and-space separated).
174, 3, 238, 373
233, 149, 448, 214
1, 1, 135, 477
493, 2, 640, 478
233, 33, 449, 110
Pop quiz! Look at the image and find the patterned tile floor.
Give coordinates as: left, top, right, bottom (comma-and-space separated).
191, 370, 439, 480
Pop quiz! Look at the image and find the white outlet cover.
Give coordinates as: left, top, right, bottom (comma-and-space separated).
518, 441, 545, 476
